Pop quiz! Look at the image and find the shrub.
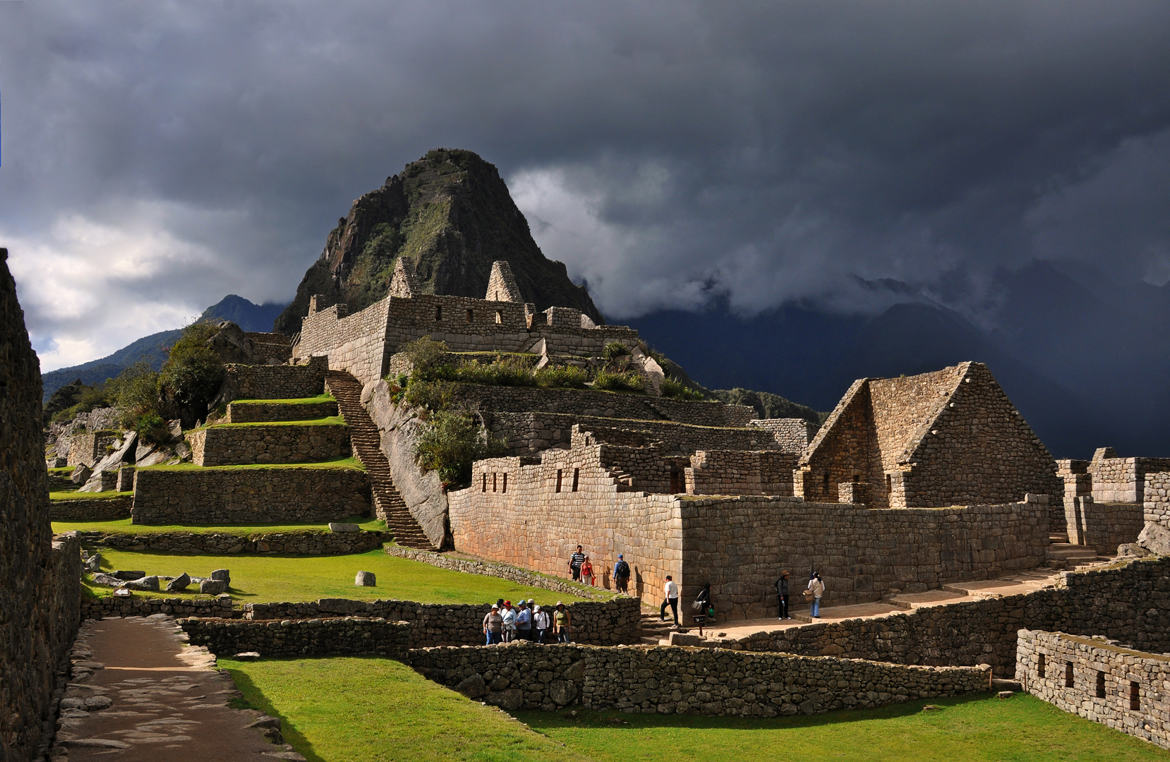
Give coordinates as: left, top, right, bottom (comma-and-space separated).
403, 378, 454, 414
111, 362, 162, 426
603, 341, 630, 361
660, 377, 706, 401
401, 337, 450, 381
414, 409, 506, 488
158, 323, 226, 428
592, 370, 645, 393
533, 364, 588, 389
449, 356, 535, 387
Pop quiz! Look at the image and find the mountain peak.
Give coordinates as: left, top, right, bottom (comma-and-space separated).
274, 149, 601, 334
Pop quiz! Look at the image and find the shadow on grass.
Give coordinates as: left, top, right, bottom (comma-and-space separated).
221, 662, 324, 762
515, 692, 993, 732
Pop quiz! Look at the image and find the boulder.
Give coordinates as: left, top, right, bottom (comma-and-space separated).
454, 674, 486, 699
234, 652, 261, 661
112, 570, 147, 581
90, 573, 123, 588
487, 688, 524, 712
548, 679, 578, 707
200, 579, 228, 595
83, 553, 103, 572
210, 569, 231, 583
121, 576, 160, 592
70, 465, 92, 485
1138, 522, 1170, 556
329, 522, 360, 533
165, 573, 191, 592
354, 571, 376, 587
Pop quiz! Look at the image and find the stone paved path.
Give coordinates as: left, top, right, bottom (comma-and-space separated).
52, 615, 301, 761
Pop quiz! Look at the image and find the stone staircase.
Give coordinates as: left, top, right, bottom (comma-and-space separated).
325, 370, 434, 550
638, 611, 679, 645
1046, 533, 1102, 569
608, 467, 636, 491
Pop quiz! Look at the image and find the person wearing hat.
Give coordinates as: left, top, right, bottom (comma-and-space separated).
501, 600, 517, 642
553, 601, 571, 643
613, 554, 631, 594
775, 570, 791, 620
483, 604, 503, 645
533, 604, 550, 644
515, 600, 532, 641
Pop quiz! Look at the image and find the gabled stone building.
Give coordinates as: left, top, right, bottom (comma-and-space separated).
795, 361, 1059, 508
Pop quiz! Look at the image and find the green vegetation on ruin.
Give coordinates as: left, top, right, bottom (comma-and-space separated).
230, 394, 336, 405
202, 416, 346, 429
86, 548, 592, 605
53, 516, 385, 535
137, 457, 365, 472
49, 490, 125, 500
219, 661, 1166, 762
48, 466, 76, 474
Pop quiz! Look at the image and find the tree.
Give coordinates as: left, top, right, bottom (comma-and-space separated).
158, 322, 225, 428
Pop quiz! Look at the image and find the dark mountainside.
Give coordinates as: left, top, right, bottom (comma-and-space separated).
41, 294, 286, 401
628, 262, 1170, 458
274, 148, 602, 334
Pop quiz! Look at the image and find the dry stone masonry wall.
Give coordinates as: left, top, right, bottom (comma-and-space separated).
748, 418, 817, 453
75, 529, 391, 556
223, 356, 327, 400
686, 449, 796, 496
180, 617, 411, 658
1140, 472, 1170, 554
189, 422, 351, 466
1017, 629, 1170, 750
49, 494, 133, 521
409, 643, 991, 717
82, 595, 236, 620
225, 399, 338, 423
1089, 450, 1170, 504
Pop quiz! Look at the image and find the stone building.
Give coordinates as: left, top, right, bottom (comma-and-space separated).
795, 362, 1059, 508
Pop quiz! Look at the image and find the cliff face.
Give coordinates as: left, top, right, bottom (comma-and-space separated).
275, 148, 602, 334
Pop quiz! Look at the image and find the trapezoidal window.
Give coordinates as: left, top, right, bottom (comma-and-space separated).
501, 473, 507, 493
823, 472, 830, 493
481, 473, 487, 492
555, 469, 563, 493
571, 468, 580, 492
1065, 662, 1074, 688
466, 308, 474, 323
885, 474, 892, 493
435, 305, 442, 321
1037, 653, 1046, 678
1130, 681, 1140, 710
495, 309, 503, 324
1096, 671, 1105, 699
492, 473, 497, 492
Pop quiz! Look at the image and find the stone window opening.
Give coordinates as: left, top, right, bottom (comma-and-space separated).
885, 473, 892, 494
556, 469, 563, 493
1130, 681, 1140, 710
495, 309, 503, 324
823, 472, 830, 494
1096, 671, 1105, 698
572, 468, 580, 492
1065, 662, 1074, 688
482, 473, 487, 492
502, 473, 507, 493
466, 308, 474, 323
669, 468, 684, 493
1038, 653, 1045, 678
492, 473, 497, 492
435, 305, 442, 321
852, 473, 859, 483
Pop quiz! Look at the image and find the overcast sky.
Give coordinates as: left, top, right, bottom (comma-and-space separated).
2, 1, 1168, 371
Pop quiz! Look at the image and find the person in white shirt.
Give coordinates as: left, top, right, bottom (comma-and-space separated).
533, 605, 551, 643
659, 575, 680, 625
808, 572, 826, 618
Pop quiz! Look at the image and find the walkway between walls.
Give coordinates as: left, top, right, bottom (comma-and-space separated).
52, 615, 299, 761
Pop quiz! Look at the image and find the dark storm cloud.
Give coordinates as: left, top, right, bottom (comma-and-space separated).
1, 0, 1168, 368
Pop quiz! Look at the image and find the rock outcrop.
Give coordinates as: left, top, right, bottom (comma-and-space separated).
275, 148, 602, 334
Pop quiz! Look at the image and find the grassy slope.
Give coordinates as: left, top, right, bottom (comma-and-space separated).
223, 659, 1166, 762
89, 548, 592, 605
223, 657, 570, 762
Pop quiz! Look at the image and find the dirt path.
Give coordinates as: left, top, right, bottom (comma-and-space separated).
52, 615, 300, 761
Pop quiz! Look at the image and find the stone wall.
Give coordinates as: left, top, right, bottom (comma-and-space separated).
294, 296, 393, 384
180, 617, 411, 658
49, 494, 133, 521
82, 594, 237, 620
189, 422, 351, 466
0, 247, 82, 759
132, 466, 370, 524
75, 530, 391, 555
727, 556, 1170, 677
223, 356, 327, 400
65, 430, 120, 467
1063, 500, 1144, 555
242, 331, 293, 364
242, 596, 642, 647
686, 450, 796, 496
484, 411, 778, 456
409, 643, 991, 716
680, 496, 1050, 619
225, 399, 338, 423
1017, 629, 1170, 750
1140, 472, 1170, 554
450, 383, 755, 428
749, 418, 816, 453
1089, 452, 1170, 504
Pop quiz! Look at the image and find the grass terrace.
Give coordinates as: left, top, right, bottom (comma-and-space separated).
230, 394, 336, 405
222, 658, 1168, 762
136, 457, 365, 472
49, 490, 124, 500
53, 516, 385, 535
49, 465, 76, 474
201, 416, 345, 428
84, 548, 593, 605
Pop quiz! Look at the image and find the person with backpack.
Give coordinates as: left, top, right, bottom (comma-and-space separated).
613, 554, 631, 593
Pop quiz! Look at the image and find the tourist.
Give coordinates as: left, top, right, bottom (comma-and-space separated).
483, 604, 503, 645
613, 554, 631, 594
516, 600, 532, 641
776, 569, 791, 620
694, 582, 713, 620
660, 575, 679, 625
533, 604, 550, 643
568, 545, 586, 581
501, 600, 517, 642
581, 556, 594, 586
553, 601, 571, 642
808, 572, 825, 618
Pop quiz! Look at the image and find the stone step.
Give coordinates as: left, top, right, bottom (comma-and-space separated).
885, 589, 967, 610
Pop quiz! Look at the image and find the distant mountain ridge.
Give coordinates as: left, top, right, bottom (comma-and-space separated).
275, 148, 602, 334
40, 294, 286, 401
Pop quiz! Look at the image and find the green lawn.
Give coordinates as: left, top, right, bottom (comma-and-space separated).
231, 394, 336, 405
222, 659, 1168, 762
223, 657, 569, 762
204, 416, 346, 429
49, 490, 125, 500
53, 516, 385, 535
137, 457, 364, 471
89, 548, 592, 605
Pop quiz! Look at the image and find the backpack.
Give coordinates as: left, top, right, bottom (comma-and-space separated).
616, 560, 630, 577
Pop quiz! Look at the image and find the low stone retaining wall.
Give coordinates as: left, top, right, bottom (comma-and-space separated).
722, 556, 1170, 678
223, 357, 327, 400
1017, 629, 1170, 750
226, 400, 338, 423
409, 643, 991, 716
1070, 501, 1144, 555
384, 545, 610, 600
75, 530, 391, 555
82, 595, 237, 620
49, 494, 132, 521
242, 596, 642, 647
190, 423, 352, 466
47, 473, 75, 491
132, 467, 371, 524
179, 617, 410, 658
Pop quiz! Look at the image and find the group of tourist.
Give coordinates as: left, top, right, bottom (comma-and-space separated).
775, 569, 826, 619
567, 544, 632, 593
481, 598, 571, 645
